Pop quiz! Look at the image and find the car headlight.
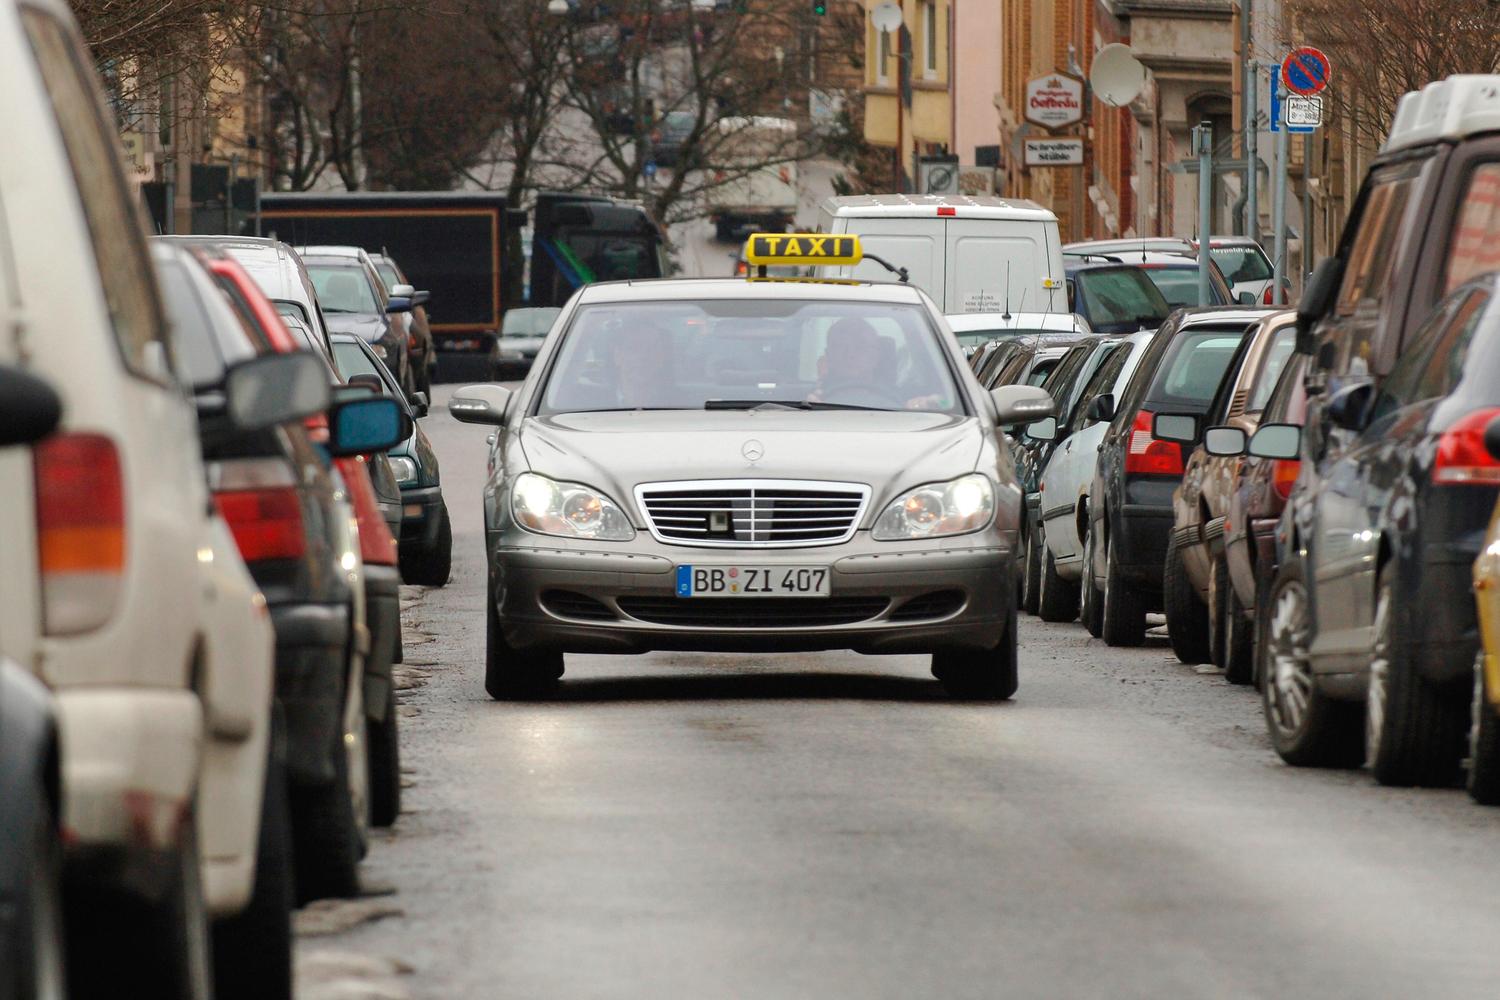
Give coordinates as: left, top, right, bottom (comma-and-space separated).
388, 456, 418, 485
511, 473, 635, 541
872, 474, 994, 541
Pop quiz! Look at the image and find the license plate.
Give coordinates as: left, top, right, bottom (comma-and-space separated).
675, 565, 830, 598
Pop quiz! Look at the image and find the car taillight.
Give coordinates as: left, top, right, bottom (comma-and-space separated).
734, 260, 748, 277
1273, 459, 1300, 500
34, 433, 125, 635
408, 332, 419, 349
1433, 408, 1500, 485
1263, 287, 1274, 304
210, 458, 306, 561
1125, 410, 1184, 476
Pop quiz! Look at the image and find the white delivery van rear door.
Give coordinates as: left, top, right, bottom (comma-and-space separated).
945, 218, 1063, 315
839, 218, 944, 298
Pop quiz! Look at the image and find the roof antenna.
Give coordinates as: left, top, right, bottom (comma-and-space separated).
1001, 262, 1013, 321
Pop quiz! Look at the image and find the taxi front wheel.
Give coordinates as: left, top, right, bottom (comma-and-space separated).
485, 575, 564, 700
932, 605, 1018, 701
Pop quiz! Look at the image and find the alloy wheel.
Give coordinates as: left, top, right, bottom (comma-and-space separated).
1266, 578, 1315, 737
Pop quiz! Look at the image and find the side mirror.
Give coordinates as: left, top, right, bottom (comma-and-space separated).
1248, 422, 1302, 459
410, 390, 430, 418
386, 296, 413, 315
328, 396, 410, 457
346, 373, 386, 395
0, 363, 61, 446
224, 352, 330, 433
1086, 393, 1115, 423
990, 385, 1055, 425
1025, 416, 1058, 442
1237, 291, 1257, 306
410, 290, 431, 307
1152, 412, 1198, 445
1296, 257, 1344, 355
1203, 425, 1248, 456
449, 383, 513, 426
1326, 382, 1373, 432
391, 283, 415, 298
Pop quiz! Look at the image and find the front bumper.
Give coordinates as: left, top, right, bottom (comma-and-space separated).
490, 531, 1016, 655
363, 564, 402, 722
399, 483, 445, 550
269, 602, 349, 787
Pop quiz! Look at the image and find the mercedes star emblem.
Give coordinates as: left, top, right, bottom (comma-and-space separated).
741, 439, 765, 462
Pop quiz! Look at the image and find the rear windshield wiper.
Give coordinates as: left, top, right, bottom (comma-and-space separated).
705, 399, 884, 411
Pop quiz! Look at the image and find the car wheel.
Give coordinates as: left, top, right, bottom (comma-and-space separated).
290, 709, 363, 901
933, 602, 1019, 700
17, 791, 65, 1000
1260, 558, 1364, 767
1220, 559, 1255, 686
485, 572, 564, 700
1164, 534, 1210, 664
1020, 520, 1042, 615
1467, 654, 1500, 804
1207, 554, 1228, 668
212, 706, 294, 1000
1080, 521, 1103, 638
367, 681, 401, 828
401, 503, 452, 587
1036, 535, 1080, 623
1101, 532, 1144, 647
1367, 568, 1467, 787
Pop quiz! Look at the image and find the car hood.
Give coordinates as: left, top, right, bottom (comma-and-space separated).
324, 313, 387, 342
517, 409, 985, 522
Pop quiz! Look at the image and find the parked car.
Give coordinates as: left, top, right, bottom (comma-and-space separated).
331, 333, 453, 587
1032, 331, 1155, 632
491, 306, 562, 380
370, 252, 436, 397
947, 310, 1091, 351
1158, 309, 1293, 673
1264, 73, 1500, 781
1084, 308, 1270, 646
300, 244, 415, 395
0, 365, 65, 1000
1262, 276, 1500, 784
1202, 236, 1279, 305
650, 109, 696, 167
1470, 490, 1500, 804
169, 236, 336, 356
1063, 259, 1175, 335
1066, 244, 1236, 308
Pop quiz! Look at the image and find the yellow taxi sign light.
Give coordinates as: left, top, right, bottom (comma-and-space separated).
744, 233, 862, 268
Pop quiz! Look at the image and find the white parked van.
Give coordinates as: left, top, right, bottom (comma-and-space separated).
815, 194, 1066, 315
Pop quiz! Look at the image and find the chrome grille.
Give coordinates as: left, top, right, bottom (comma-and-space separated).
635, 480, 870, 547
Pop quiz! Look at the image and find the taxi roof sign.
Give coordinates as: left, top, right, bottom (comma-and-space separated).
744, 233, 862, 268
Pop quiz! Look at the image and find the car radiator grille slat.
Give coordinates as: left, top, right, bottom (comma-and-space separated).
636, 480, 871, 547
617, 596, 889, 627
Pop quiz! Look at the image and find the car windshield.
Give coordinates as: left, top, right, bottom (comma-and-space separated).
502, 308, 562, 337
1076, 268, 1172, 332
1210, 246, 1272, 284
1141, 266, 1228, 307
374, 260, 400, 289
539, 299, 963, 414
306, 262, 379, 313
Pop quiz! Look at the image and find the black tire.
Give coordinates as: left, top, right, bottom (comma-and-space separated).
213, 709, 294, 1000
1208, 555, 1228, 669
1101, 531, 1145, 647
1221, 559, 1255, 686
1468, 655, 1500, 804
402, 503, 452, 587
933, 602, 1019, 700
485, 573, 564, 700
15, 794, 66, 1000
1367, 568, 1467, 787
69, 805, 212, 1000
1260, 558, 1364, 767
1036, 536, 1080, 623
1164, 535, 1210, 664
368, 680, 401, 828
290, 718, 362, 902
1019, 520, 1041, 615
1080, 520, 1103, 638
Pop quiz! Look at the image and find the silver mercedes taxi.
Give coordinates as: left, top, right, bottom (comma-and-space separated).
450, 234, 1054, 700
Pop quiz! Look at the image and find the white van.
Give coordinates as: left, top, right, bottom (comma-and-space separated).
815, 194, 1066, 315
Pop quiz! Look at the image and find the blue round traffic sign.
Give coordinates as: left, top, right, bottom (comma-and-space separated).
1282, 46, 1331, 96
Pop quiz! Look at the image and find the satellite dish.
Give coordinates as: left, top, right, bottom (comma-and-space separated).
871, 2, 902, 33
1090, 43, 1146, 108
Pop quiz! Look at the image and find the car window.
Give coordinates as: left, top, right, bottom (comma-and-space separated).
23, 9, 170, 380
1246, 326, 1299, 413
976, 342, 1021, 386
156, 257, 226, 387
1333, 160, 1424, 375
1262, 352, 1310, 424
1444, 163, 1500, 294
1140, 266, 1227, 308
374, 260, 400, 289
1394, 290, 1490, 405
539, 300, 962, 414
307, 262, 381, 313
1069, 342, 1130, 433
332, 340, 384, 381
1040, 345, 1091, 400
1077, 268, 1172, 331
1146, 330, 1246, 409
1210, 246, 1271, 284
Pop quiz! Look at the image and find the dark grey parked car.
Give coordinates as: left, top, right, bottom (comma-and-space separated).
491, 307, 561, 381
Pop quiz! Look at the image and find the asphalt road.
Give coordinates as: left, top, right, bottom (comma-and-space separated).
316, 384, 1500, 999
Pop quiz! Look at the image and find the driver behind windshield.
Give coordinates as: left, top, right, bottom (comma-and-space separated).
809, 318, 947, 411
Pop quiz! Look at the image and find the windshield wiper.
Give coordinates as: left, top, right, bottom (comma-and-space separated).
705, 399, 884, 411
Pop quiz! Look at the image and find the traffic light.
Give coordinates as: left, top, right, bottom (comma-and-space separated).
812, 0, 826, 14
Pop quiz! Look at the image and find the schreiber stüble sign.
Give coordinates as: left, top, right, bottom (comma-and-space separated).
1024, 138, 1084, 167
1025, 74, 1084, 131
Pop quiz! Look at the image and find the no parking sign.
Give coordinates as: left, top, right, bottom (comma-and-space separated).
1281, 47, 1331, 96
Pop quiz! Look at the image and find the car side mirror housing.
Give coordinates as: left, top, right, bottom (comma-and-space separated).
990, 385, 1055, 425
1086, 393, 1115, 423
391, 283, 415, 297
411, 290, 431, 307
410, 390, 430, 418
0, 363, 61, 446
346, 373, 385, 395
1151, 412, 1198, 445
386, 296, 413, 314
1326, 382, 1374, 432
1248, 422, 1302, 459
449, 384, 513, 426
1237, 290, 1257, 306
1203, 425, 1248, 456
1025, 416, 1058, 442
328, 396, 410, 457
224, 352, 330, 433
1296, 257, 1344, 355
